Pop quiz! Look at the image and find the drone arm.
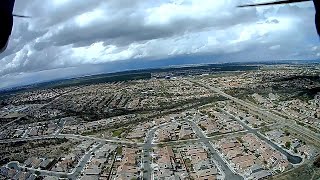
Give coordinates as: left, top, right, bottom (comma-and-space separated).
12, 14, 31, 18
238, 0, 312, 7
315, 0, 320, 36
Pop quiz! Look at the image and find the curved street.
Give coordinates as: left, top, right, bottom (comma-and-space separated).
222, 109, 302, 164
0, 80, 311, 179
6, 142, 103, 179
191, 80, 320, 145
0, 134, 142, 146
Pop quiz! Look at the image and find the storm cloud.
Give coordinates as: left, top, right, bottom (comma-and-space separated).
0, 0, 319, 88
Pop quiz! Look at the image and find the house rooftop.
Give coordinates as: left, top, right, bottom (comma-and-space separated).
251, 170, 272, 180
80, 175, 99, 180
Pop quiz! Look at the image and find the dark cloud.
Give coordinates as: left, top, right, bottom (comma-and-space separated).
47, 5, 259, 47
0, 0, 318, 88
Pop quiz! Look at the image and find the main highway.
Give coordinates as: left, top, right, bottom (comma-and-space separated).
0, 133, 143, 146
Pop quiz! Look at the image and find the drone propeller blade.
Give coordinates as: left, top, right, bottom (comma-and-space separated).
12, 14, 31, 18
316, 13, 320, 36
238, 0, 311, 7
313, 0, 320, 36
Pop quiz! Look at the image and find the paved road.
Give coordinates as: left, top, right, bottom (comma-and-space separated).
1, 117, 21, 130
191, 80, 320, 147
0, 135, 57, 144
21, 128, 31, 138
142, 128, 156, 180
7, 143, 103, 179
0, 134, 141, 146
58, 134, 143, 146
222, 109, 302, 164
154, 130, 248, 146
69, 142, 103, 179
142, 123, 170, 180
53, 119, 66, 136
184, 119, 244, 180
1, 88, 77, 132
41, 88, 81, 109
7, 161, 69, 178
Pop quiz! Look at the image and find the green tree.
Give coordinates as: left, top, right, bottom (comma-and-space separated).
314, 156, 320, 168
284, 130, 290, 136
285, 141, 291, 149
263, 160, 267, 165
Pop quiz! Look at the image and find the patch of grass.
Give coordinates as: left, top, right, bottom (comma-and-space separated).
112, 128, 125, 137
296, 121, 305, 126
157, 144, 165, 148
208, 132, 222, 137
236, 137, 244, 143
273, 163, 320, 180
81, 129, 99, 136
259, 126, 272, 134
116, 146, 123, 155
199, 124, 207, 131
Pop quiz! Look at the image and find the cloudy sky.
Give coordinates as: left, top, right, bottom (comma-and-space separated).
0, 0, 319, 89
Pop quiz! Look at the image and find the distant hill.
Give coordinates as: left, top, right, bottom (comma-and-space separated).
0, 72, 152, 95
3, 60, 316, 96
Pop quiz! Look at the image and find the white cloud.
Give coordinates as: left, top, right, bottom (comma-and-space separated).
269, 45, 281, 50
0, 0, 318, 88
